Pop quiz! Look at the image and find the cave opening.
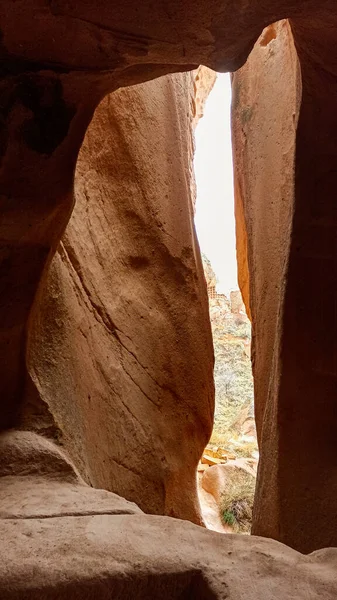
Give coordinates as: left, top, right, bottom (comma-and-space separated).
193, 70, 258, 534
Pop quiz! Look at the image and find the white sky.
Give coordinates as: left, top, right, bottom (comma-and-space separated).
194, 73, 238, 295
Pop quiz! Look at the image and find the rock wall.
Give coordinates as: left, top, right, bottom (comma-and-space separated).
278, 12, 337, 552
232, 19, 301, 547
2, 0, 337, 562
2, 430, 337, 599
232, 20, 301, 439
192, 67, 217, 128
24, 73, 214, 523
233, 16, 337, 552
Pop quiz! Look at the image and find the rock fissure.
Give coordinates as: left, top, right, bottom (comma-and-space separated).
1, 1, 337, 596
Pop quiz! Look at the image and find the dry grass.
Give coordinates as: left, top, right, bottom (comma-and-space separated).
234, 441, 257, 459
209, 430, 233, 448
219, 468, 256, 533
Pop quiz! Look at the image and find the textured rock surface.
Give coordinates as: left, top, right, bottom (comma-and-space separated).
24, 73, 214, 523
1, 0, 335, 432
0, 0, 320, 80
232, 16, 337, 552
190, 68, 217, 208
1, 431, 337, 600
197, 480, 229, 533
0, 72, 100, 430
232, 18, 300, 541
277, 13, 337, 552
1, 0, 337, 561
232, 20, 301, 440
202, 459, 257, 505
0, 431, 142, 519
192, 67, 217, 127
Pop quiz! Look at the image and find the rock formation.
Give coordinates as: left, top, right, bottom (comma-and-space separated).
192, 67, 217, 128
1, 429, 337, 599
202, 459, 257, 506
232, 18, 301, 546
202, 253, 218, 292
233, 17, 337, 552
24, 73, 214, 523
1, 0, 337, 595
200, 261, 254, 442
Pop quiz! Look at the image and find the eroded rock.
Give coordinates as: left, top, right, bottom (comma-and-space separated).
1, 0, 337, 564
233, 14, 337, 552
1, 431, 337, 599
25, 73, 214, 524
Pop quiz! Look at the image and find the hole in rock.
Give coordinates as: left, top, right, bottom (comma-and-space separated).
259, 23, 277, 47
193, 71, 258, 534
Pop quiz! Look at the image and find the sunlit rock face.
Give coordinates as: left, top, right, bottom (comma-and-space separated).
24, 73, 214, 524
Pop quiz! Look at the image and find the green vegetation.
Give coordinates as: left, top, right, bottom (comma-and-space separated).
222, 510, 236, 527
219, 468, 256, 533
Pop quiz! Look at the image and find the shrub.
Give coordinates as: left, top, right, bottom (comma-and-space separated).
222, 510, 236, 527
219, 468, 256, 533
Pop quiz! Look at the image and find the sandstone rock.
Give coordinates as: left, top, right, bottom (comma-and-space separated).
0, 1, 306, 85
232, 15, 337, 552
0, 431, 141, 520
190, 68, 217, 209
1, 0, 337, 561
233, 402, 257, 439
25, 73, 214, 525
232, 18, 300, 447
192, 67, 217, 128
241, 420, 256, 437
197, 479, 230, 533
1, 431, 337, 599
202, 254, 218, 291
1, 0, 333, 438
232, 19, 299, 543
201, 455, 224, 466
203, 447, 223, 459
230, 290, 245, 315
202, 459, 257, 505
3, 514, 337, 600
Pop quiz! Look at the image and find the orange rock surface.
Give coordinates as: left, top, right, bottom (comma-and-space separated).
1, 1, 337, 592
25, 74, 214, 524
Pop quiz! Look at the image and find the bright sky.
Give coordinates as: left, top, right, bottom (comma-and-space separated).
194, 72, 238, 295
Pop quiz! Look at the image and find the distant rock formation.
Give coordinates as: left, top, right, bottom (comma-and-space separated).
201, 256, 254, 441
201, 254, 218, 293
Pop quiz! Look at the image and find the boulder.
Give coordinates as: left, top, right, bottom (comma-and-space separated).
202, 459, 257, 504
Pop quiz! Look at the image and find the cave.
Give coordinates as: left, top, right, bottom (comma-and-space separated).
1, 3, 337, 598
